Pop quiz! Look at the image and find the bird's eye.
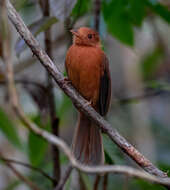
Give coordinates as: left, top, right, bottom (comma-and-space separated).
88, 34, 92, 39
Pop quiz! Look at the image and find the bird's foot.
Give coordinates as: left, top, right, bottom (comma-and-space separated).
84, 100, 92, 107
64, 77, 71, 84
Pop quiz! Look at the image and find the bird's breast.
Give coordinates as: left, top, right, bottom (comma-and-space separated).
66, 45, 104, 107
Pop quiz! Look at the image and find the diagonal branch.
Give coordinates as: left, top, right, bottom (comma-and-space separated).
5, 0, 168, 178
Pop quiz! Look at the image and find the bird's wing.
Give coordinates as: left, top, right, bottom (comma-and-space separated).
98, 54, 111, 116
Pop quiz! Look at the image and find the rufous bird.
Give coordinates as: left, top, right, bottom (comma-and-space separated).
65, 27, 111, 165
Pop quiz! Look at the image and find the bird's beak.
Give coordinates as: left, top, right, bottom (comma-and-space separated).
70, 29, 80, 38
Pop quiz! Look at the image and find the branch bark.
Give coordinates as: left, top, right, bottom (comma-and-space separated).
5, 0, 168, 179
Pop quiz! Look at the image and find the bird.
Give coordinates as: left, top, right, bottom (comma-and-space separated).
65, 27, 111, 165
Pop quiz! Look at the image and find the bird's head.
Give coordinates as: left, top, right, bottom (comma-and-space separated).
70, 27, 101, 47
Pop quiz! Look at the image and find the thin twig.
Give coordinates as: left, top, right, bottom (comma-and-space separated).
40, 0, 60, 186
123, 175, 129, 190
117, 88, 163, 105
103, 174, 108, 190
93, 175, 101, 190
79, 172, 87, 190
0, 157, 56, 183
0, 78, 46, 91
6, 0, 168, 178
51, 117, 60, 186
94, 0, 101, 32
3, 95, 170, 188
0, 152, 41, 190
0, 79, 167, 104
54, 165, 73, 190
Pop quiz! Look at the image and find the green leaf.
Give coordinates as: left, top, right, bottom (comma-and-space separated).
103, 135, 115, 164
57, 94, 72, 118
14, 0, 35, 11
28, 115, 48, 166
102, 0, 134, 46
128, 0, 146, 26
60, 152, 69, 164
146, 0, 170, 23
158, 163, 170, 177
132, 179, 166, 190
65, 174, 72, 190
103, 135, 124, 165
28, 132, 48, 166
147, 80, 170, 92
79, 173, 92, 190
0, 108, 22, 149
105, 150, 114, 165
72, 0, 91, 18
28, 133, 47, 167
4, 180, 21, 190
35, 17, 58, 36
141, 47, 164, 80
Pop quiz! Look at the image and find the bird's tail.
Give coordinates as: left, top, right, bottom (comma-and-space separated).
72, 113, 104, 165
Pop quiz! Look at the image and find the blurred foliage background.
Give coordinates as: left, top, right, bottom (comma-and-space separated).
0, 0, 170, 189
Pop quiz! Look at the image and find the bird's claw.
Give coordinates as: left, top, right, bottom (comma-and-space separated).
64, 77, 71, 84
84, 100, 92, 107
